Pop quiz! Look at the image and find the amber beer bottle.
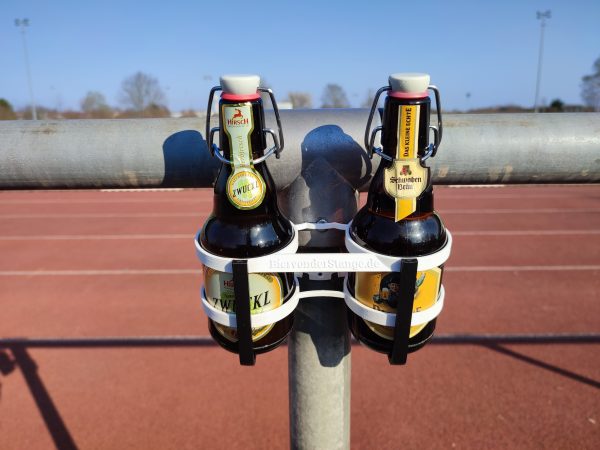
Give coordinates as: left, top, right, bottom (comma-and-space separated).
199, 74, 295, 354
348, 73, 446, 354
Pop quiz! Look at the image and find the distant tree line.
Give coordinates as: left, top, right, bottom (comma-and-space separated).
581, 57, 600, 111
0, 71, 172, 120
1, 59, 599, 120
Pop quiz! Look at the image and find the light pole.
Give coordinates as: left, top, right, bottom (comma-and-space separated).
534, 10, 551, 113
15, 18, 37, 120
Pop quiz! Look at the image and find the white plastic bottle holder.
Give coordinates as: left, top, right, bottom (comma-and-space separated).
195, 221, 452, 332
343, 224, 452, 327
195, 228, 304, 330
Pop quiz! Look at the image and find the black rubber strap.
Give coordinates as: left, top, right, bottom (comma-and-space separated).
232, 259, 255, 366
389, 258, 418, 365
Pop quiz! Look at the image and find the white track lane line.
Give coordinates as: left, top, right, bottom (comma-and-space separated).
1, 208, 599, 219
0, 213, 200, 219
451, 230, 600, 236
0, 234, 192, 240
441, 193, 600, 199
0, 198, 208, 204
0, 269, 200, 276
99, 188, 185, 192
445, 265, 600, 272
1, 230, 600, 240
439, 208, 600, 214
0, 265, 598, 276
1, 192, 596, 204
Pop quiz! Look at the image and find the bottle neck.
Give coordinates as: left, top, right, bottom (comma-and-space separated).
213, 96, 281, 219
381, 95, 431, 159
366, 94, 435, 217
219, 97, 267, 161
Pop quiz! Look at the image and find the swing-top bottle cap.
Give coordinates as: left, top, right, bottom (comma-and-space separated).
388, 73, 430, 98
220, 74, 260, 100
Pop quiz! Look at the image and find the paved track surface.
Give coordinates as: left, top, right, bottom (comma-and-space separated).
0, 185, 598, 449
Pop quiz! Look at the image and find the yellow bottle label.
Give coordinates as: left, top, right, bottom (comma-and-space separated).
222, 103, 266, 210
226, 169, 265, 209
383, 104, 428, 221
354, 267, 442, 339
203, 266, 284, 342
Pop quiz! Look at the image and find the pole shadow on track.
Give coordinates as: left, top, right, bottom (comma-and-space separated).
0, 338, 216, 450
431, 334, 600, 390
0, 332, 598, 449
0, 349, 17, 402
0, 349, 16, 376
7, 346, 79, 450
482, 344, 600, 390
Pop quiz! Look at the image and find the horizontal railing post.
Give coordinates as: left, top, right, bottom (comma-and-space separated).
0, 111, 599, 189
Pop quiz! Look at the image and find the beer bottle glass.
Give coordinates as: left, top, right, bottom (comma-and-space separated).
199, 74, 296, 354
348, 73, 446, 354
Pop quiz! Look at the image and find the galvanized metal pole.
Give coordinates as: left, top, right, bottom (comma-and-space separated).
288, 277, 351, 450
279, 109, 375, 449
1, 112, 599, 189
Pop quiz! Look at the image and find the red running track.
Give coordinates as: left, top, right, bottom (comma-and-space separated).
0, 185, 598, 449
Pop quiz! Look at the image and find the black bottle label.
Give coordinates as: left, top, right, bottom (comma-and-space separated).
383, 104, 428, 221
222, 103, 266, 210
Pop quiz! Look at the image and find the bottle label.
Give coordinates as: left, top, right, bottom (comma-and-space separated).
354, 267, 442, 339
384, 104, 428, 221
203, 266, 284, 342
222, 103, 266, 210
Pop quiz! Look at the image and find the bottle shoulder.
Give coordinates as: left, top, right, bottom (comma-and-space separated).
349, 206, 446, 256
203, 158, 293, 258
200, 213, 294, 258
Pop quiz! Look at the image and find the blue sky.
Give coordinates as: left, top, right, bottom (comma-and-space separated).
2, 0, 599, 112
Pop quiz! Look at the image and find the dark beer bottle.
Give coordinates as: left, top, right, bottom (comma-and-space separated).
348, 73, 446, 354
199, 74, 295, 354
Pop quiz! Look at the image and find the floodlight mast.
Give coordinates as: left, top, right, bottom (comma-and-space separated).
534, 10, 551, 113
15, 18, 37, 121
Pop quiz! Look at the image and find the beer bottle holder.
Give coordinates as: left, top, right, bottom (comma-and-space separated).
195, 222, 452, 365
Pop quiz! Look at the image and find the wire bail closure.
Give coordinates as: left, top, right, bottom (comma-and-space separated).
205, 86, 285, 165
364, 85, 443, 162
